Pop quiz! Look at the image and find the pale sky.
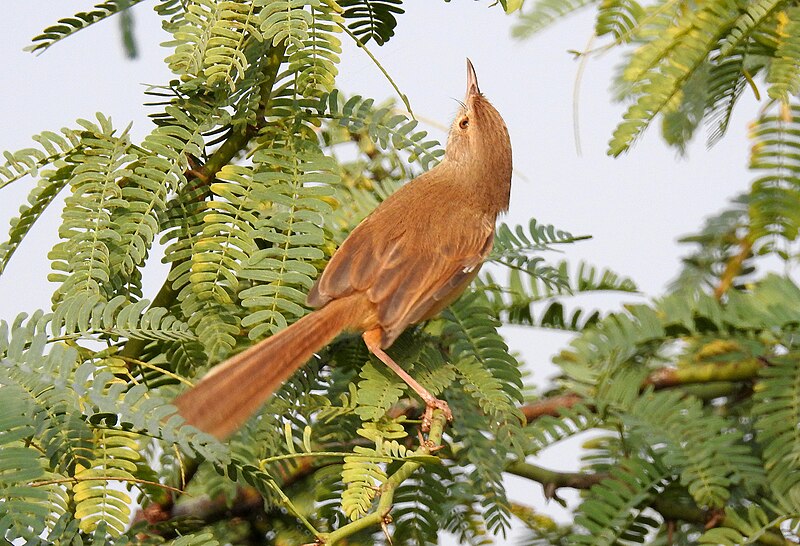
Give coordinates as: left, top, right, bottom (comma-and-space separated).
1, 0, 760, 539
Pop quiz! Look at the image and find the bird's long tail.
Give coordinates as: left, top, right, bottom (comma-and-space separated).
174, 297, 361, 439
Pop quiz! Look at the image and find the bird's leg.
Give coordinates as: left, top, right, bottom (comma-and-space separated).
362, 329, 453, 431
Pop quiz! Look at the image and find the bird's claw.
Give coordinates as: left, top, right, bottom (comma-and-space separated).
421, 398, 453, 432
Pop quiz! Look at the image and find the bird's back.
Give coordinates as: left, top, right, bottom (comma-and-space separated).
307, 165, 496, 346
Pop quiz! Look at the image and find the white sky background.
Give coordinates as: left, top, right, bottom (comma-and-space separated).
0, 0, 759, 541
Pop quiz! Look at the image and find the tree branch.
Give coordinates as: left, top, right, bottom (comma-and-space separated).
506, 460, 794, 546
505, 460, 605, 501
318, 409, 449, 545
520, 357, 763, 421
521, 393, 584, 421
643, 358, 763, 389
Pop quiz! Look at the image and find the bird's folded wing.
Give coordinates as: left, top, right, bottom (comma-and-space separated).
308, 215, 495, 344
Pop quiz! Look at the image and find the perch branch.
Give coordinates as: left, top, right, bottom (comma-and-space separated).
520, 357, 763, 421
318, 409, 448, 545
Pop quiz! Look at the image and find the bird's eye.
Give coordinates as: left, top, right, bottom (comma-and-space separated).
459, 118, 469, 129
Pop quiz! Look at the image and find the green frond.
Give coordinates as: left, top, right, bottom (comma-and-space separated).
0, 315, 83, 541
0, 164, 73, 275
569, 458, 669, 545
202, 1, 263, 90
557, 275, 800, 390
0, 385, 65, 542
705, 51, 747, 146
354, 361, 406, 421
188, 303, 242, 362
511, 0, 599, 40
159, 338, 208, 379
186, 165, 260, 308
319, 98, 417, 187
754, 354, 800, 510
78, 368, 229, 464
556, 299, 673, 388
610, 1, 740, 156
486, 220, 592, 295
526, 403, 599, 453
0, 126, 81, 190
340, 0, 404, 45
45, 294, 193, 341
155, 0, 189, 33
661, 61, 709, 153
478, 260, 637, 330
444, 292, 524, 424
442, 293, 527, 535
595, 0, 644, 42
287, 5, 342, 98
442, 485, 494, 546
670, 194, 750, 294
27, 0, 146, 54
72, 428, 140, 535
767, 8, 800, 102
447, 392, 512, 536
342, 445, 387, 520
748, 104, 800, 243
623, 389, 764, 507
392, 464, 451, 545
720, 0, 783, 56
321, 90, 444, 169
166, 0, 262, 91
49, 116, 137, 304
454, 356, 518, 426
491, 218, 588, 260
259, 0, 314, 49
414, 344, 457, 396
238, 134, 336, 339
115, 102, 220, 281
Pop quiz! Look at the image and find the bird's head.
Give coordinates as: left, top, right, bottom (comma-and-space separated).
445, 59, 512, 184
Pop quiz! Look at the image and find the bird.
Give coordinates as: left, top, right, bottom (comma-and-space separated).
173, 59, 513, 440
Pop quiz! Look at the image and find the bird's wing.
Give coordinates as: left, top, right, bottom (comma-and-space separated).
308, 213, 495, 346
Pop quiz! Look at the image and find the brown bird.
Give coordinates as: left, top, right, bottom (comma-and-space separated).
174, 59, 512, 439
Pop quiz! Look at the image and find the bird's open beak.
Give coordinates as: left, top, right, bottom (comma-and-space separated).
466, 58, 481, 98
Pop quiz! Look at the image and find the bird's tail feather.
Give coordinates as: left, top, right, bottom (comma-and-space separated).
174, 298, 359, 439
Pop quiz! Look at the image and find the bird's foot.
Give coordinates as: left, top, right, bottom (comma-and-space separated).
421, 397, 453, 432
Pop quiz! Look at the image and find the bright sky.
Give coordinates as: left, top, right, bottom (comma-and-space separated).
1, 0, 760, 540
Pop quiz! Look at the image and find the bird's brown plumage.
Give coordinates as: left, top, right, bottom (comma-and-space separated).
174, 59, 513, 439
